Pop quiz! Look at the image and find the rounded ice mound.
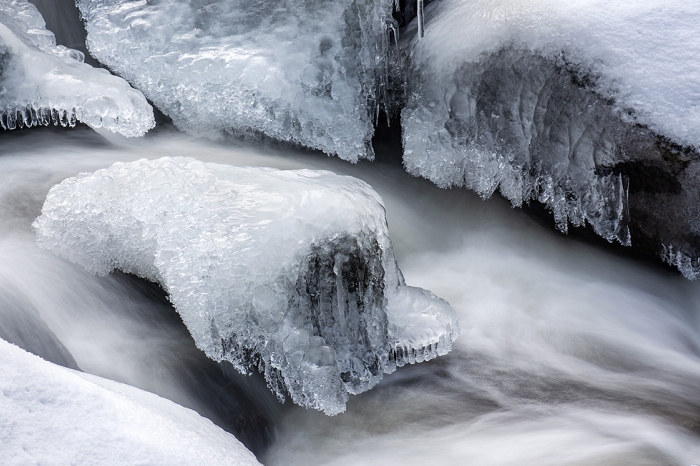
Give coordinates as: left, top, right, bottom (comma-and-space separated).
76, 0, 399, 161
0, 0, 154, 137
33, 157, 459, 415
0, 339, 261, 466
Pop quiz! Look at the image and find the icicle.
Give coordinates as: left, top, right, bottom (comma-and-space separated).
417, 0, 424, 39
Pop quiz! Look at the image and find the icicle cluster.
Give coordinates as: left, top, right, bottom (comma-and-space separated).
0, 0, 154, 137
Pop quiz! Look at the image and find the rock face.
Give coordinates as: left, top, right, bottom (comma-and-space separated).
34, 157, 459, 415
401, 0, 700, 278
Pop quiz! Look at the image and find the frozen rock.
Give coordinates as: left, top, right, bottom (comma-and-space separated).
0, 339, 262, 466
76, 0, 400, 161
33, 157, 459, 415
0, 0, 154, 136
401, 0, 700, 273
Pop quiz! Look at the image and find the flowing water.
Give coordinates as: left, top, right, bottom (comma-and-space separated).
1, 124, 699, 464
2, 2, 700, 462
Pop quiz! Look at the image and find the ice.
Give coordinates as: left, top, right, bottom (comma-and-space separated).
76, 0, 400, 161
401, 0, 700, 248
33, 157, 459, 415
0, 0, 154, 136
0, 339, 262, 466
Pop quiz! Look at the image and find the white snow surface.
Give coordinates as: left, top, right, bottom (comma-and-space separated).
0, 338, 261, 466
33, 157, 458, 415
409, 0, 700, 149
0, 0, 154, 136
76, 0, 398, 161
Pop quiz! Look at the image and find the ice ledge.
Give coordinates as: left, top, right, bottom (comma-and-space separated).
0, 0, 154, 137
33, 157, 459, 415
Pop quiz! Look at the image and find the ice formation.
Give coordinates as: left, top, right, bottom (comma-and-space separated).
401, 0, 700, 254
0, 339, 262, 466
34, 157, 459, 415
0, 0, 154, 136
76, 0, 400, 161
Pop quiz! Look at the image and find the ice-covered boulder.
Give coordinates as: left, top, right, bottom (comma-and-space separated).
0, 339, 262, 466
76, 0, 400, 161
401, 0, 700, 275
33, 157, 459, 415
0, 0, 154, 136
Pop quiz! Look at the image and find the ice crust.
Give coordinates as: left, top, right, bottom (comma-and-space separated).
0, 339, 262, 466
402, 0, 700, 245
0, 0, 154, 136
76, 0, 400, 161
34, 157, 459, 415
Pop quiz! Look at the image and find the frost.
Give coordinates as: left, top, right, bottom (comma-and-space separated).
76, 0, 400, 161
0, 0, 154, 137
401, 0, 700, 246
33, 157, 459, 415
0, 339, 262, 466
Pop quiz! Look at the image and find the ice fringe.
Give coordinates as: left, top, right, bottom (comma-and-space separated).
0, 0, 154, 137
401, 0, 700, 257
77, 0, 401, 161
33, 157, 459, 415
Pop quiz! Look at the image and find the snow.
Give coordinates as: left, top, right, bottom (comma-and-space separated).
0, 0, 154, 137
33, 157, 459, 415
401, 0, 700, 245
0, 338, 262, 466
408, 0, 700, 148
76, 0, 399, 161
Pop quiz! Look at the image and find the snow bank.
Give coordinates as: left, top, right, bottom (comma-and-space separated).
0, 339, 261, 466
402, 0, 700, 245
76, 0, 400, 161
34, 157, 459, 415
0, 0, 154, 137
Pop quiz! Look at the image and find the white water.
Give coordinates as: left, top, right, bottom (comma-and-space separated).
1, 126, 699, 464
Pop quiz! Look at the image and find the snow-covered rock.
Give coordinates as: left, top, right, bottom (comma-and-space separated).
76, 0, 400, 161
401, 0, 700, 274
0, 338, 262, 466
33, 157, 459, 415
0, 0, 154, 137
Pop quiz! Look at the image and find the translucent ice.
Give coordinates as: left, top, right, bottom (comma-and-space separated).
34, 157, 459, 415
0, 339, 262, 466
0, 0, 154, 136
401, 0, 700, 246
76, 0, 400, 161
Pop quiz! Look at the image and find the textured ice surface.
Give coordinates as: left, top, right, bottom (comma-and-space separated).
77, 0, 400, 161
0, 339, 262, 466
34, 157, 459, 415
0, 0, 154, 136
402, 0, 700, 246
